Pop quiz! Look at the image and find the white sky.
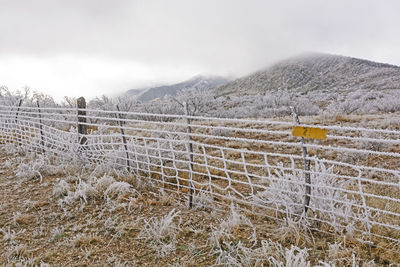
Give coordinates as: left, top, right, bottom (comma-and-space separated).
1, 0, 400, 101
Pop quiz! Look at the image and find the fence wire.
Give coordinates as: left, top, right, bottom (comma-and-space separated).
0, 104, 399, 255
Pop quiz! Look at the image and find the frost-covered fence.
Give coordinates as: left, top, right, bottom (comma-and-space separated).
0, 103, 399, 254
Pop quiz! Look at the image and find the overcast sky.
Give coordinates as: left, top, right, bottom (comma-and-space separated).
1, 0, 400, 100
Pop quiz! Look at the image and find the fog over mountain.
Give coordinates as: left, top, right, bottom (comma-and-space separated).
125, 53, 400, 102
2, 1, 400, 100
211, 53, 400, 96
126, 75, 229, 101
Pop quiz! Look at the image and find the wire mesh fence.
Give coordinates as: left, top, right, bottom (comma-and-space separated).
0, 102, 399, 255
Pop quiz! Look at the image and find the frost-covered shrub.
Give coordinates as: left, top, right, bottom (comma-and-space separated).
55, 174, 137, 209
326, 98, 364, 115
58, 178, 97, 207
374, 92, 400, 113
255, 163, 304, 215
255, 161, 362, 234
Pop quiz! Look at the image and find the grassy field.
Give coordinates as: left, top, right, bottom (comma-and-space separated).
0, 112, 400, 266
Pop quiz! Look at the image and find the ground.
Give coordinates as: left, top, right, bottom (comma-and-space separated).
0, 113, 399, 267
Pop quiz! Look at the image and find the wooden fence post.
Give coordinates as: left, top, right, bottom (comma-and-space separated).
116, 104, 131, 172
290, 106, 311, 215
184, 102, 195, 208
36, 99, 45, 153
77, 97, 88, 149
14, 99, 23, 146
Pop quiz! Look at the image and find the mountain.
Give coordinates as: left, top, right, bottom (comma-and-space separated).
212, 53, 400, 96
125, 88, 147, 96
127, 75, 229, 101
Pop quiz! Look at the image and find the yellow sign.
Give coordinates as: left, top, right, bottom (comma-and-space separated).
292, 126, 327, 140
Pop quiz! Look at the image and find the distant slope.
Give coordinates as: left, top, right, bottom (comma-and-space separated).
130, 75, 229, 101
212, 53, 400, 96
125, 88, 147, 96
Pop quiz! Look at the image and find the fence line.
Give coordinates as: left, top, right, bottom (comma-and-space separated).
0, 102, 399, 256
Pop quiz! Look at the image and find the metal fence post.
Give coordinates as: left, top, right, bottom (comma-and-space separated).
184, 102, 195, 208
290, 106, 311, 215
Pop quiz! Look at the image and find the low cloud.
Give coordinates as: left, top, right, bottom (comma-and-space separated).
1, 0, 400, 98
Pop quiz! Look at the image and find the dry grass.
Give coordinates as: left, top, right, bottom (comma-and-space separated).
1, 112, 400, 265
0, 150, 398, 266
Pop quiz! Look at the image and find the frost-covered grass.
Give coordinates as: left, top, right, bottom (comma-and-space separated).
0, 100, 399, 265
0, 149, 390, 265
138, 208, 181, 257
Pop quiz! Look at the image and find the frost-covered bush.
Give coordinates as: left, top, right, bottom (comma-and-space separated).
255, 161, 362, 234
255, 163, 305, 215
55, 174, 137, 209
59, 178, 97, 207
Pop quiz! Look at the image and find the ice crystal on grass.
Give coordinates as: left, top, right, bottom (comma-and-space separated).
0, 227, 26, 243
210, 205, 256, 249
268, 244, 310, 267
271, 217, 312, 247
5, 245, 31, 265
51, 226, 66, 241
94, 174, 116, 192
315, 242, 377, 267
214, 239, 311, 267
106, 255, 129, 267
104, 181, 133, 200
58, 178, 97, 208
15, 155, 48, 181
52, 179, 70, 198
55, 174, 137, 210
138, 208, 181, 257
192, 190, 214, 210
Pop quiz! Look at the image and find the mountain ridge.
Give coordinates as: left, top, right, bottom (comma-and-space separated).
126, 75, 229, 101
211, 53, 400, 96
